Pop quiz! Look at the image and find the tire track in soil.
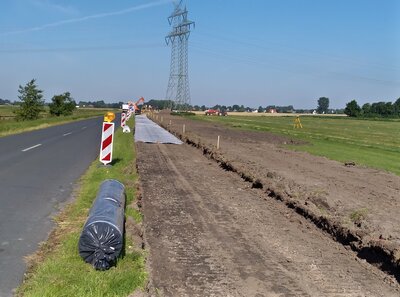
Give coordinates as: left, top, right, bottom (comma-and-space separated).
137, 142, 399, 297
153, 113, 400, 281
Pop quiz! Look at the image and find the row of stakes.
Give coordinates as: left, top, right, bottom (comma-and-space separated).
151, 114, 221, 150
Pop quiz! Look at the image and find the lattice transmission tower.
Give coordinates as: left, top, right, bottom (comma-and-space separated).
165, 1, 195, 110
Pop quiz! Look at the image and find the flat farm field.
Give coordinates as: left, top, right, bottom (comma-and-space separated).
0, 107, 114, 137
196, 114, 400, 176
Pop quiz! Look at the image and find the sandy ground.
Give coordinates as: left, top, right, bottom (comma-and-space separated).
135, 113, 400, 296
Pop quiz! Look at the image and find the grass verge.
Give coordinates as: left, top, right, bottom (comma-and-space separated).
17, 118, 146, 297
194, 115, 400, 176
0, 108, 116, 138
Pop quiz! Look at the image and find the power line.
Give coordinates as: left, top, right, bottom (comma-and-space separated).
0, 43, 164, 53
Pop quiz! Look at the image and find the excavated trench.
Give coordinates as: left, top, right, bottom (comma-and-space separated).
154, 116, 400, 284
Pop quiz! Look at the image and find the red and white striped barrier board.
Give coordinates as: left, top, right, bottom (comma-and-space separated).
121, 112, 126, 127
100, 122, 115, 165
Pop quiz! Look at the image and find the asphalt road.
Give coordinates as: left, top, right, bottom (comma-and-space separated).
0, 116, 118, 296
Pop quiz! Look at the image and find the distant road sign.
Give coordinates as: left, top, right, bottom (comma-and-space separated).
100, 122, 115, 165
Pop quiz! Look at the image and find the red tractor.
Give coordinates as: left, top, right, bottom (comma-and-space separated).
205, 109, 227, 116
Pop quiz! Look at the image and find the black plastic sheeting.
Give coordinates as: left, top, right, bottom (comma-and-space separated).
79, 179, 126, 270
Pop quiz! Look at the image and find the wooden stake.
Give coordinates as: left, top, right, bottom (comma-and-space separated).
161, 116, 163, 122
183, 124, 186, 134
217, 135, 220, 149
169, 120, 172, 125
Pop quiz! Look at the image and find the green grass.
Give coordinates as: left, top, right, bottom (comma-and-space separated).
349, 208, 368, 223
195, 115, 400, 176
17, 118, 146, 297
0, 105, 19, 117
0, 107, 116, 137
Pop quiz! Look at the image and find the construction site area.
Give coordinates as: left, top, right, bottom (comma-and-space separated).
133, 111, 400, 296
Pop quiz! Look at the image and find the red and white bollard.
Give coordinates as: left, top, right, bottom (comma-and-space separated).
100, 122, 115, 165
121, 112, 126, 127
122, 112, 131, 133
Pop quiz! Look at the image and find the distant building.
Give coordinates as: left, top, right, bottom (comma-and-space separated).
268, 108, 277, 113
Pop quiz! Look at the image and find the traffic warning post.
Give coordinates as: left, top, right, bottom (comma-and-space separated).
100, 122, 115, 165
121, 112, 126, 127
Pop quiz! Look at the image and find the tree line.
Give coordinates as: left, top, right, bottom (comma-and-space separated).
146, 97, 340, 114
344, 98, 400, 118
12, 79, 76, 121
2, 79, 126, 121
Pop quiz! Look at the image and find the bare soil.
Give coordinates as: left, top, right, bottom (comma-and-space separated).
135, 112, 400, 296
153, 113, 400, 275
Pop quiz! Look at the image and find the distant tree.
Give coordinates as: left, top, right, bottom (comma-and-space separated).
394, 98, 400, 116
146, 99, 175, 110
212, 104, 222, 110
200, 105, 206, 111
14, 79, 45, 121
0, 98, 12, 105
317, 97, 329, 114
361, 103, 371, 116
49, 92, 76, 116
344, 100, 361, 117
369, 101, 393, 117
232, 104, 240, 111
258, 106, 264, 113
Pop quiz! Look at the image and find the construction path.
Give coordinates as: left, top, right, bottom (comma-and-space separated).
136, 141, 399, 297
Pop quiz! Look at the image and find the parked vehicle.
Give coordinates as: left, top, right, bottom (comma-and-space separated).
205, 109, 228, 116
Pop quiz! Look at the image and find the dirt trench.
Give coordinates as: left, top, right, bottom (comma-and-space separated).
148, 112, 400, 281
136, 127, 400, 296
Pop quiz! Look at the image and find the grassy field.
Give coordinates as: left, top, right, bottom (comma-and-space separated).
17, 118, 146, 297
0, 106, 115, 137
194, 114, 400, 176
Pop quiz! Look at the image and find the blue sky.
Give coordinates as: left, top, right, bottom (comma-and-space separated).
0, 0, 399, 109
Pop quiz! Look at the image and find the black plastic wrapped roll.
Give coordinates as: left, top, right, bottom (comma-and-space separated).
79, 179, 125, 270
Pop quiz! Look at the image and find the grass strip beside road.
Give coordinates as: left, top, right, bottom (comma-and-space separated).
194, 115, 400, 176
0, 108, 115, 138
17, 118, 146, 297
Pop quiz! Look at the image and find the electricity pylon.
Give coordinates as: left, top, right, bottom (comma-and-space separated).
165, 1, 194, 110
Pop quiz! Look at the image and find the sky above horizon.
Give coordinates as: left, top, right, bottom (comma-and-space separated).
0, 0, 399, 109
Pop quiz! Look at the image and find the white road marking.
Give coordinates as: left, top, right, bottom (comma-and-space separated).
63, 132, 72, 136
81, 126, 87, 130
21, 144, 42, 152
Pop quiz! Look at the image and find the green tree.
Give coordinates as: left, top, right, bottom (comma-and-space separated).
231, 104, 240, 111
393, 98, 400, 116
317, 97, 329, 114
344, 100, 361, 117
49, 92, 76, 116
14, 79, 45, 121
361, 103, 371, 116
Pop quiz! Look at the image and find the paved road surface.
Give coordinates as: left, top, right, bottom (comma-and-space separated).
0, 116, 116, 296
